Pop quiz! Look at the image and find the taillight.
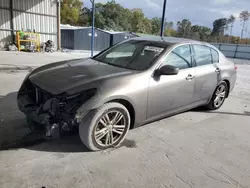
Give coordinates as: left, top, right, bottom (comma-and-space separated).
234, 65, 238, 70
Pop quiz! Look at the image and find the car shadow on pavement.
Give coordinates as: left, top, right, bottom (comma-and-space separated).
0, 92, 89, 153
27, 134, 90, 153
2, 92, 248, 153
193, 106, 250, 116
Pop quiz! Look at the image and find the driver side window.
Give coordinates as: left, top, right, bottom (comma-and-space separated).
162, 45, 192, 70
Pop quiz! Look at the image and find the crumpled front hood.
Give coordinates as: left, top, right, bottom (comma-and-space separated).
29, 58, 133, 95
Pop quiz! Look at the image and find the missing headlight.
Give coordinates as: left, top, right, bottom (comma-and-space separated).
65, 89, 97, 102
60, 88, 97, 113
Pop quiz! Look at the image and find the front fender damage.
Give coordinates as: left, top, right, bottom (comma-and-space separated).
75, 90, 103, 123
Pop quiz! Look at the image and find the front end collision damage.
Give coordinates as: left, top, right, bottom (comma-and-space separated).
17, 78, 97, 138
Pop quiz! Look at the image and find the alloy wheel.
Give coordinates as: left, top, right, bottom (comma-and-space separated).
214, 84, 226, 108
94, 110, 127, 147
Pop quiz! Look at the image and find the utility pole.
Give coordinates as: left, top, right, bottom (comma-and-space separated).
160, 0, 167, 37
90, 0, 95, 57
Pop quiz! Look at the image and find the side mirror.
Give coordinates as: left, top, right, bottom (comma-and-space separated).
158, 65, 179, 76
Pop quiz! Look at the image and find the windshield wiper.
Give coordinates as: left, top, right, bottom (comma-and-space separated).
105, 62, 126, 69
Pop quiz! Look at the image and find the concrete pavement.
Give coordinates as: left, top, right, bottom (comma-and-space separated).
0, 51, 98, 71
0, 55, 250, 188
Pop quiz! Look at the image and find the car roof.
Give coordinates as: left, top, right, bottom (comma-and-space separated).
132, 36, 205, 45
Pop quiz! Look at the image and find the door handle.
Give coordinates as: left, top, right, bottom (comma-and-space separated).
215, 68, 221, 73
186, 74, 195, 80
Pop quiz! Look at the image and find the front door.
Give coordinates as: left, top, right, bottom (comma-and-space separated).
147, 44, 196, 119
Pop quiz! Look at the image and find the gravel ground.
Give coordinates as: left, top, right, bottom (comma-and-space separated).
0, 56, 250, 188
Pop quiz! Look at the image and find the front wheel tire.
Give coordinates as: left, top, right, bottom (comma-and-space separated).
79, 102, 131, 151
206, 81, 228, 110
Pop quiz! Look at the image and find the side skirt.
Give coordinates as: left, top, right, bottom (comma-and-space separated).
134, 100, 208, 128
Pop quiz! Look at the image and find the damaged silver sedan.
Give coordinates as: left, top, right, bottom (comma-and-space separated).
18, 36, 237, 151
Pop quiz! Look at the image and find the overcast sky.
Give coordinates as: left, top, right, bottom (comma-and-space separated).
84, 0, 250, 37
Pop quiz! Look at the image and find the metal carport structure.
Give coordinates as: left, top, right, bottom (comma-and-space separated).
61, 27, 111, 51
0, 0, 60, 50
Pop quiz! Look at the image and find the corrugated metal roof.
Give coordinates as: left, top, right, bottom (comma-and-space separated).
60, 24, 125, 34
0, 0, 10, 8
13, 0, 57, 16
60, 24, 89, 30
13, 11, 57, 33
98, 29, 124, 34
0, 9, 11, 29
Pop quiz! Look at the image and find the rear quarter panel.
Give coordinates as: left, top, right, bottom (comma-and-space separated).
217, 52, 237, 93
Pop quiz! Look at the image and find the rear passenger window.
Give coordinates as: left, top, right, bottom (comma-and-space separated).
211, 48, 219, 63
162, 45, 192, 69
193, 45, 212, 66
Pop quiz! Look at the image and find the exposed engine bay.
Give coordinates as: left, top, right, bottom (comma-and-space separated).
17, 79, 96, 138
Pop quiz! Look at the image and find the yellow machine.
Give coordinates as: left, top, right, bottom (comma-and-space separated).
16, 31, 41, 52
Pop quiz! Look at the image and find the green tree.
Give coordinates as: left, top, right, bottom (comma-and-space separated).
101, 1, 126, 30
227, 15, 236, 36
143, 18, 152, 34
200, 26, 211, 41
191, 25, 211, 41
79, 7, 91, 26
93, 3, 107, 29
151, 17, 161, 35
60, 0, 244, 45
177, 19, 192, 38
131, 9, 146, 33
120, 8, 133, 31
167, 21, 174, 30
60, 0, 83, 25
239, 10, 250, 38
191, 25, 201, 40
169, 29, 177, 37
211, 18, 228, 36
165, 21, 174, 36
89, 1, 133, 31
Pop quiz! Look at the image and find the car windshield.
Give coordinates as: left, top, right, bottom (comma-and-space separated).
93, 40, 167, 71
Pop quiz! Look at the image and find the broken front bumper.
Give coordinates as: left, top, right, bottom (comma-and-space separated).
17, 79, 96, 135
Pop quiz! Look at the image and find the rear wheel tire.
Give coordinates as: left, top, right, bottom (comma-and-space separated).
206, 81, 228, 110
79, 102, 131, 151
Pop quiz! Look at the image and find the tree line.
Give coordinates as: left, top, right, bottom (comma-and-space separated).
60, 0, 250, 44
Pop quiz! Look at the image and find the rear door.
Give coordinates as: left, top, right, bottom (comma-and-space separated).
192, 44, 219, 103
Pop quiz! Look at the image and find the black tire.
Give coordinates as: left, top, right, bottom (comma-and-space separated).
79, 102, 131, 151
206, 81, 228, 110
